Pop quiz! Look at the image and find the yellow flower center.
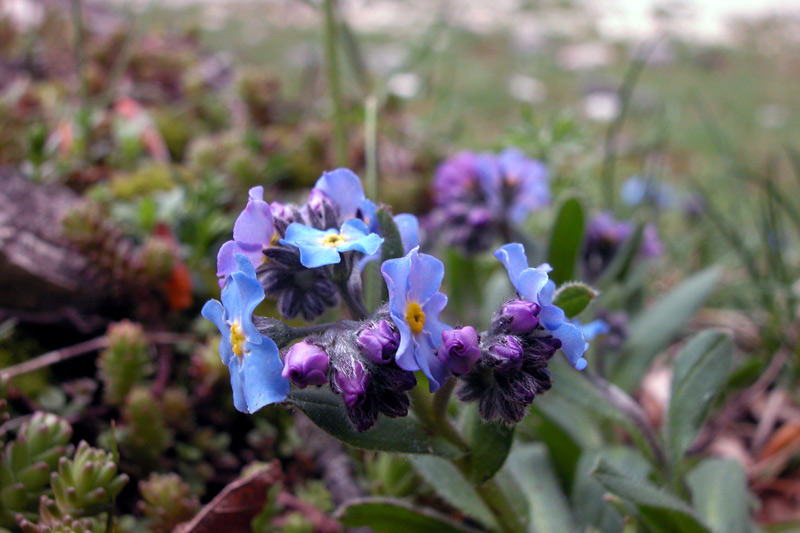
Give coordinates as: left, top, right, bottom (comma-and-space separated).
405, 301, 425, 334
321, 233, 347, 247
230, 322, 246, 358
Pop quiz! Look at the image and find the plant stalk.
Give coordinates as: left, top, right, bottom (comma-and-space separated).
323, 0, 348, 166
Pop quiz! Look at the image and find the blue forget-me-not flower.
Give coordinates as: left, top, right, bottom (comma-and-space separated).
281, 218, 384, 269
202, 254, 290, 413
217, 186, 275, 282
494, 243, 588, 371
381, 247, 451, 391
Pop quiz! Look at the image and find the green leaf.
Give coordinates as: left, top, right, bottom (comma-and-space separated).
610, 267, 721, 392
591, 460, 711, 533
665, 330, 732, 467
407, 455, 497, 529
572, 447, 652, 533
687, 458, 752, 533
507, 443, 576, 533
462, 404, 514, 484
287, 389, 460, 457
547, 197, 585, 285
553, 282, 597, 318
336, 497, 480, 533
596, 223, 644, 289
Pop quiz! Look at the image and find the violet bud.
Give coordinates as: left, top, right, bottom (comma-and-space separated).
500, 300, 540, 334
489, 335, 524, 371
335, 363, 370, 409
357, 320, 400, 364
281, 341, 329, 389
438, 326, 481, 375
467, 208, 493, 227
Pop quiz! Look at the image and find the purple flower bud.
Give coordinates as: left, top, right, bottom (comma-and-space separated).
500, 300, 540, 334
281, 341, 329, 389
357, 320, 400, 364
488, 336, 524, 371
335, 363, 370, 409
438, 327, 481, 375
467, 208, 493, 228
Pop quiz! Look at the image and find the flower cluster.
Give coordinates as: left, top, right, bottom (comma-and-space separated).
583, 211, 662, 280
202, 166, 594, 430
424, 149, 550, 253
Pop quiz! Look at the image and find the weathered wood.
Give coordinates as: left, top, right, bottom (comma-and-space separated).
0, 169, 105, 327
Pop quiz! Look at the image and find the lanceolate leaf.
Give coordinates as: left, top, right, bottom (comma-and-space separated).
336, 497, 481, 533
547, 197, 585, 285
462, 404, 514, 484
287, 389, 460, 457
407, 455, 498, 529
665, 330, 732, 467
610, 267, 721, 392
378, 207, 404, 263
687, 459, 752, 533
507, 443, 576, 533
591, 460, 711, 533
552, 282, 597, 318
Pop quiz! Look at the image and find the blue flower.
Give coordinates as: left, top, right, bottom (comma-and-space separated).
574, 319, 610, 341
280, 218, 384, 268
202, 254, 290, 413
314, 168, 371, 220
381, 247, 451, 391
494, 243, 588, 371
479, 148, 550, 224
357, 212, 420, 270
217, 186, 275, 281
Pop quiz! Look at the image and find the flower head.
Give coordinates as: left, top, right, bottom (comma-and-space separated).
281, 341, 329, 389
217, 187, 275, 281
494, 243, 588, 370
202, 254, 289, 413
381, 247, 451, 391
357, 320, 401, 364
281, 218, 383, 268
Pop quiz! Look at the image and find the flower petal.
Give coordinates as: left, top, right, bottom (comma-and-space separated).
216, 241, 238, 279
281, 223, 342, 268
551, 321, 588, 370
314, 168, 365, 219
515, 268, 549, 303
241, 338, 290, 412
394, 213, 420, 252
222, 255, 266, 342
407, 249, 444, 305
392, 318, 417, 372
337, 233, 383, 256
381, 253, 412, 317
539, 278, 556, 305
539, 303, 566, 332
494, 243, 529, 288
228, 358, 248, 413
415, 335, 450, 392
421, 292, 449, 347
202, 299, 235, 365
233, 186, 274, 247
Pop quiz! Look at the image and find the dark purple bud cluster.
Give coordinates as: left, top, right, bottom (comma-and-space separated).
456, 299, 558, 424
282, 312, 416, 432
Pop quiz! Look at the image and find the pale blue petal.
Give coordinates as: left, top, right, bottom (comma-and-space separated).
202, 299, 234, 365
392, 318, 418, 372
415, 335, 450, 392
394, 214, 420, 252
281, 222, 329, 246
539, 303, 566, 331
222, 255, 265, 342
551, 322, 588, 370
407, 250, 444, 305
494, 243, 529, 287
314, 168, 365, 219
339, 217, 370, 239
233, 186, 274, 247
296, 245, 341, 268
338, 233, 383, 256
381, 254, 412, 317
515, 268, 549, 303
422, 292, 449, 348
539, 279, 556, 305
359, 198, 379, 233
577, 319, 610, 340
241, 338, 290, 412
228, 358, 248, 413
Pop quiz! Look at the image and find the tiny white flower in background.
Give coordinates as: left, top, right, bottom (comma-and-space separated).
508, 74, 547, 104
2, 0, 43, 30
757, 104, 787, 130
387, 72, 421, 99
583, 91, 620, 123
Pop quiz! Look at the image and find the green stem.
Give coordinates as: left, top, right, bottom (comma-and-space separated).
71, 0, 90, 153
323, 0, 348, 166
409, 386, 523, 532
432, 377, 455, 422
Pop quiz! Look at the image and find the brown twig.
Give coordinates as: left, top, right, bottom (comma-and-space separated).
0, 332, 196, 380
